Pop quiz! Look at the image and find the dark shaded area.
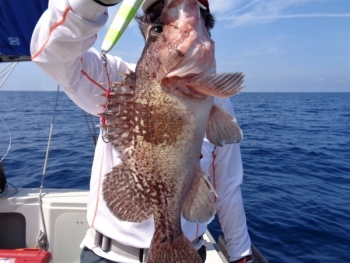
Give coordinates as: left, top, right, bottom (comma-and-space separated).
0, 161, 6, 194
0, 213, 26, 249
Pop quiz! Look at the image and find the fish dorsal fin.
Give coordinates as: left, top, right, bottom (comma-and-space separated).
182, 166, 216, 224
206, 105, 243, 146
98, 72, 135, 151
188, 72, 244, 98
103, 158, 152, 222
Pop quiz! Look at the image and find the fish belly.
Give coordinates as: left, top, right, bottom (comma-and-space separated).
134, 82, 212, 263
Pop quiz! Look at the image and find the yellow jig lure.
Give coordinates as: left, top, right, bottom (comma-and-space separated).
101, 0, 144, 53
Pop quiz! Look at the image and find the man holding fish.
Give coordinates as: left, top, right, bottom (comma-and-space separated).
31, 0, 253, 262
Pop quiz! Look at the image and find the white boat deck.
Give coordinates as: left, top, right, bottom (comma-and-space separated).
0, 188, 227, 263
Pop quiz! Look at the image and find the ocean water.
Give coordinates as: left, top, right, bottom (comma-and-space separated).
0, 91, 349, 262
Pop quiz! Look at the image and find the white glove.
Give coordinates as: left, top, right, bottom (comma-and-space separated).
69, 0, 122, 21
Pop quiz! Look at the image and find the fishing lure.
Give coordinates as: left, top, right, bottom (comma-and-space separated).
101, 0, 144, 53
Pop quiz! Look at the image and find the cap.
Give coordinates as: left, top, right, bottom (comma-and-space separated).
142, 0, 209, 13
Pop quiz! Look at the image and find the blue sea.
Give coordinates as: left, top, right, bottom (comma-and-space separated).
0, 91, 349, 262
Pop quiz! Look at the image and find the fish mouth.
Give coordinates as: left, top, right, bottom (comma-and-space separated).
140, 0, 215, 82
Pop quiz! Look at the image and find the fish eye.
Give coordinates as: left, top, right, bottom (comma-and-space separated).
150, 25, 163, 38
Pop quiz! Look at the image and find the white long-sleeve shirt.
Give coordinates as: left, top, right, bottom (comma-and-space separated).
30, 0, 252, 261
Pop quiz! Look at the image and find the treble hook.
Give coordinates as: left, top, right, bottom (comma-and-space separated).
115, 104, 121, 116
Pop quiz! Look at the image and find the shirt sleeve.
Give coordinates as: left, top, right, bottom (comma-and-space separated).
30, 0, 135, 116
201, 97, 252, 261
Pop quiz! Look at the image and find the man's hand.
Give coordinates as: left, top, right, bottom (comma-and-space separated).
93, 0, 123, 6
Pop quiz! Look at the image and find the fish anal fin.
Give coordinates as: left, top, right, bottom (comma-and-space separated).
182, 167, 216, 224
103, 161, 151, 222
206, 105, 243, 146
187, 72, 244, 98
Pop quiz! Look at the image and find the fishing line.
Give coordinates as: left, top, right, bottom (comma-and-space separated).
0, 62, 12, 75
82, 109, 99, 146
0, 116, 11, 162
0, 62, 18, 87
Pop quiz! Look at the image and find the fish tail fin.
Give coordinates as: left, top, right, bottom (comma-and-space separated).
147, 233, 202, 263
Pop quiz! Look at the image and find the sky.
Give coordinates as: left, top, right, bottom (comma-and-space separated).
1, 0, 350, 92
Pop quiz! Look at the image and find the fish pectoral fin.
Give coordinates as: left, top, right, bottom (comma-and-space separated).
103, 162, 151, 222
206, 105, 243, 146
188, 72, 244, 98
182, 167, 216, 224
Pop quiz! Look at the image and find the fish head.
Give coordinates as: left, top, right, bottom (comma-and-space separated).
138, 0, 215, 82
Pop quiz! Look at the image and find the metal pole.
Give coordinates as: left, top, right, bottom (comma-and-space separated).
40, 85, 60, 194
36, 85, 60, 250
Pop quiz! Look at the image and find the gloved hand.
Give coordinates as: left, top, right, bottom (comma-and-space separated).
93, 0, 123, 6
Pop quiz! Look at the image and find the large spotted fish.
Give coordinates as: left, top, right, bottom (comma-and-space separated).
100, 0, 244, 262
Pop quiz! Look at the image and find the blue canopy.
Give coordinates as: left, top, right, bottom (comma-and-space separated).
0, 0, 48, 62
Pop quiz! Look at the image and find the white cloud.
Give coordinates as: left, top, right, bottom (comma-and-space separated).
210, 0, 350, 27
209, 0, 241, 14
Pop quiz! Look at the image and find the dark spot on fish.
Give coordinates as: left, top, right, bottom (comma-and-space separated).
132, 90, 189, 148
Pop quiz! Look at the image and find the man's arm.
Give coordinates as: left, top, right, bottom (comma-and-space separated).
202, 97, 252, 262
30, 0, 133, 115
